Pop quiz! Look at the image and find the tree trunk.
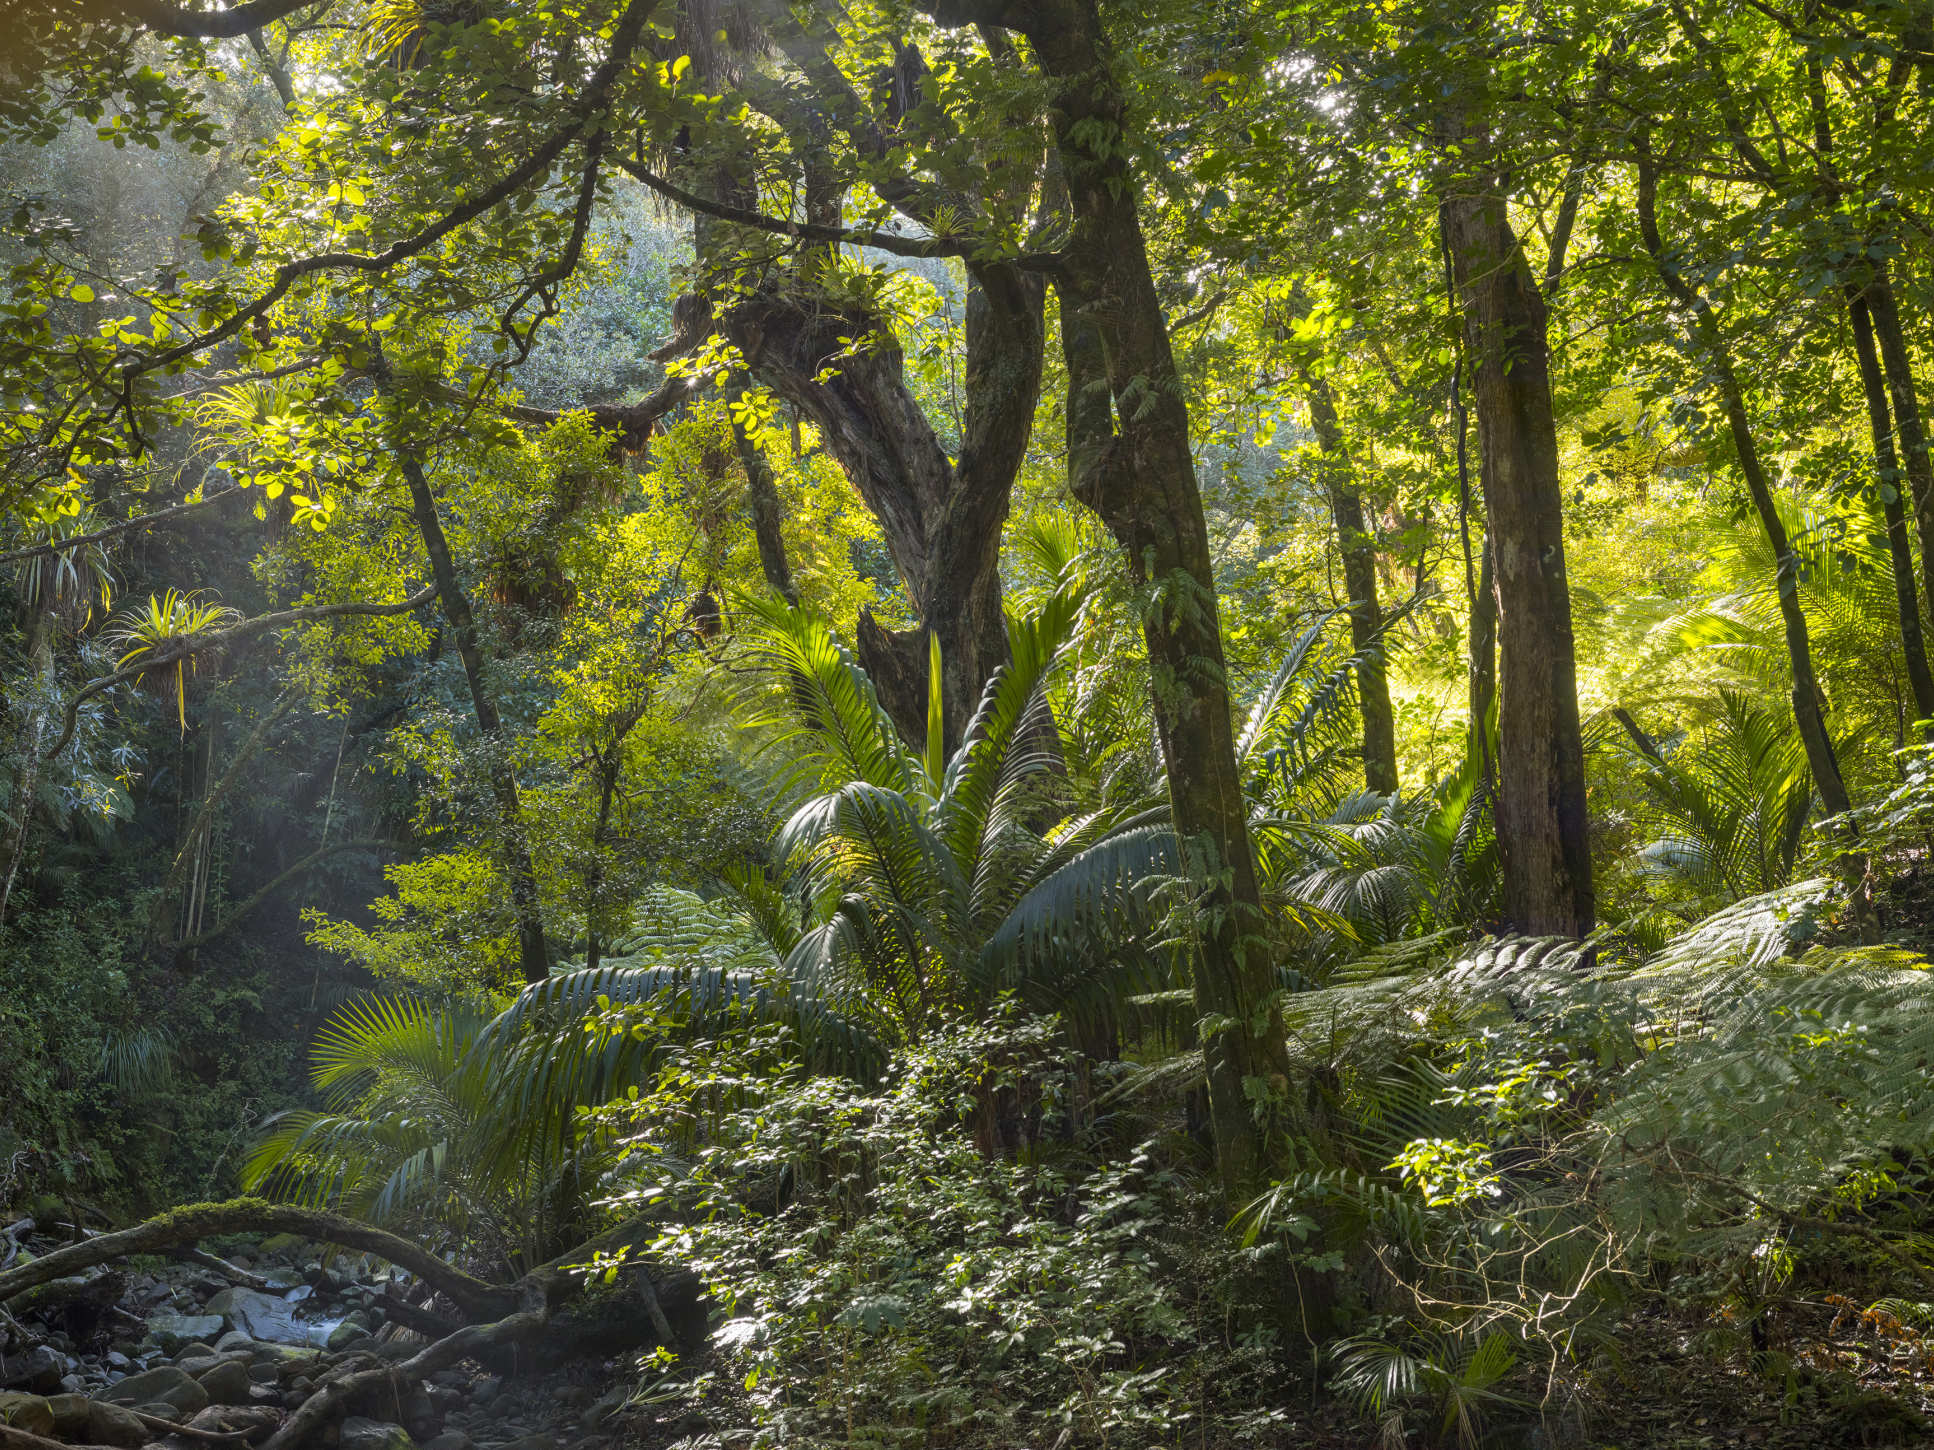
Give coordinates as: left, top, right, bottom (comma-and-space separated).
1303, 369, 1399, 794
942, 0, 1296, 1199
1634, 152, 1875, 933
1867, 271, 1934, 612
375, 363, 551, 985
1848, 283, 1934, 731
1439, 152, 1594, 938
674, 52, 1042, 757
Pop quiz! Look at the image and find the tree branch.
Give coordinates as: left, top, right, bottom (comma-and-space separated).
45, 587, 435, 760
0, 1198, 513, 1322
616, 155, 1034, 264
0, 488, 251, 564
119, 0, 659, 390
96, 0, 323, 40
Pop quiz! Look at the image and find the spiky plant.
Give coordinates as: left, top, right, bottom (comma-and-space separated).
12, 510, 112, 631
736, 582, 1187, 1049
106, 590, 241, 731
1623, 689, 1813, 907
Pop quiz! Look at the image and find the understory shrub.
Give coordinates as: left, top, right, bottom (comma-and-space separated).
596, 1007, 1299, 1449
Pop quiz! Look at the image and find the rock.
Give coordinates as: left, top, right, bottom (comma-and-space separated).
258, 1234, 309, 1259
173, 1343, 217, 1362
470, 1378, 500, 1407
187, 1404, 280, 1437
326, 1321, 373, 1351
51, 1398, 147, 1448
0, 1346, 66, 1395
59, 1372, 83, 1393
102, 1365, 211, 1415
581, 1388, 630, 1430
553, 1386, 591, 1411
339, 1418, 417, 1450
248, 1364, 278, 1384
284, 1284, 315, 1303
203, 1287, 325, 1346
263, 1268, 303, 1290
423, 1433, 473, 1450
144, 1316, 225, 1354
0, 1392, 56, 1437
193, 1359, 253, 1406
496, 1435, 557, 1450
106, 1351, 133, 1371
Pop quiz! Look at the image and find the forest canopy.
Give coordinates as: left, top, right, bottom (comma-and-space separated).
2, 0, 1934, 1446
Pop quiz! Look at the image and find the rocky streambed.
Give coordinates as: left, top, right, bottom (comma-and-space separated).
0, 1224, 644, 1450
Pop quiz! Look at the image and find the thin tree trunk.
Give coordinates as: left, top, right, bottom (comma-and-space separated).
1867, 273, 1934, 611
1848, 284, 1934, 731
1439, 145, 1594, 938
1634, 151, 1875, 931
374, 363, 551, 983
1303, 369, 1399, 793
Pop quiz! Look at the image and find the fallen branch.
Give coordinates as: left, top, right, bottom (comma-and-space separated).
125, 1409, 256, 1444
259, 1312, 545, 1450
0, 1425, 119, 1450
170, 1245, 275, 1292
0, 1199, 511, 1323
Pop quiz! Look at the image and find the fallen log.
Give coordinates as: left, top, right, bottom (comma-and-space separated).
0, 1202, 512, 1323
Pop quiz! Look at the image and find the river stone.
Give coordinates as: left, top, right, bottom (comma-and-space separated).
325, 1321, 372, 1351
0, 1392, 56, 1436
102, 1364, 210, 1414
49, 1396, 145, 1449
145, 1315, 225, 1353
340, 1417, 416, 1450
0, 1346, 65, 1394
204, 1287, 320, 1345
194, 1359, 253, 1405
423, 1432, 473, 1450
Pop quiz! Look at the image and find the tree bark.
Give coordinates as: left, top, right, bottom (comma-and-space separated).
1847, 283, 1934, 732
1634, 151, 1875, 932
1439, 146, 1594, 938
1867, 272, 1934, 613
373, 361, 551, 985
919, 0, 1295, 1198
1302, 369, 1399, 794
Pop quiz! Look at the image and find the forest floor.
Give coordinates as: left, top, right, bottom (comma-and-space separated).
3, 1228, 1930, 1450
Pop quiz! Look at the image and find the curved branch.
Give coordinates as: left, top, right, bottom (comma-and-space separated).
97, 0, 323, 39
0, 488, 251, 564
616, 155, 1060, 271
121, 0, 658, 386
46, 586, 435, 760
0, 1198, 514, 1322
